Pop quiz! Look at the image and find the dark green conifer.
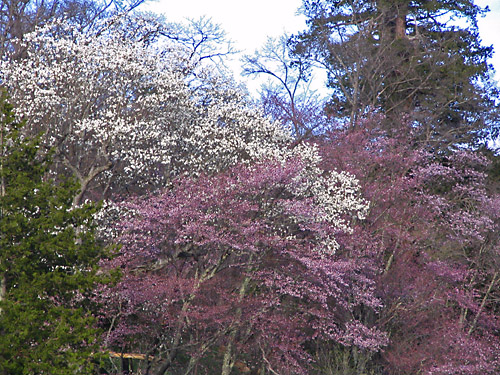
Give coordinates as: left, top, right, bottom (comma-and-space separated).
0, 91, 111, 374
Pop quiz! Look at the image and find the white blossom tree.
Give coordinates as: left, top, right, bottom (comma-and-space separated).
1, 15, 367, 239
0, 16, 291, 203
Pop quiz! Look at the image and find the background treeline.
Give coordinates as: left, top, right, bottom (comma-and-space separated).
0, 1, 499, 374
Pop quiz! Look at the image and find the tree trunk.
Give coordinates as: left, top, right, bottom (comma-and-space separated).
220, 273, 252, 375
395, 14, 406, 39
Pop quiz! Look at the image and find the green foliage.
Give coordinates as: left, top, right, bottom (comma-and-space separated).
0, 91, 112, 374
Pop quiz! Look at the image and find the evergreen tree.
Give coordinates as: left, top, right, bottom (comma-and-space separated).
294, 0, 499, 147
0, 91, 111, 374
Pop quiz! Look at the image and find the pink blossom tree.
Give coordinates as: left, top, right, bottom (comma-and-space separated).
98, 158, 386, 375
319, 117, 500, 374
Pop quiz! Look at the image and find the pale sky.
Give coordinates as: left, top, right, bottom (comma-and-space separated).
475, 1, 500, 79
141, 0, 500, 94
143, 0, 306, 55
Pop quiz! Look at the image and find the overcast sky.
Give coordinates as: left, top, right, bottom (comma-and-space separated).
142, 0, 500, 93
143, 0, 306, 54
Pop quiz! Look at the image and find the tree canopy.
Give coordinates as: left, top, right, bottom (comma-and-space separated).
0, 1, 499, 374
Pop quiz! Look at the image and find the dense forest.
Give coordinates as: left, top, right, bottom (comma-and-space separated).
0, 0, 499, 374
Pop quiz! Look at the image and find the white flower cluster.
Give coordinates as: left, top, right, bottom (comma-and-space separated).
283, 143, 368, 254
